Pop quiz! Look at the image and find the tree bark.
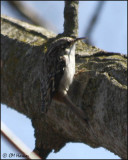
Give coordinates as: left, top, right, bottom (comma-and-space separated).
63, 1, 79, 37
1, 15, 127, 159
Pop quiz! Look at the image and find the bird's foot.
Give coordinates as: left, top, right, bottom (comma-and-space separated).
74, 69, 86, 77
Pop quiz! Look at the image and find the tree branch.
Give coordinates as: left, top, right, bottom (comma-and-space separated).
84, 1, 105, 44
63, 1, 79, 37
7, 1, 57, 32
1, 15, 127, 159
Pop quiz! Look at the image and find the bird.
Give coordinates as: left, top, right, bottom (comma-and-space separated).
41, 37, 87, 122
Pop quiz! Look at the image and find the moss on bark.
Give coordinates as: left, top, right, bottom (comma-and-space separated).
1, 15, 127, 159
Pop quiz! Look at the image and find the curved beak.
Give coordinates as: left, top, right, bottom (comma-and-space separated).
74, 37, 87, 42
68, 37, 87, 57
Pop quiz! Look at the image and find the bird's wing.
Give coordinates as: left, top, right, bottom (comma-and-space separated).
41, 48, 66, 112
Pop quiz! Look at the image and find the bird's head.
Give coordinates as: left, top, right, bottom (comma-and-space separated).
48, 37, 86, 56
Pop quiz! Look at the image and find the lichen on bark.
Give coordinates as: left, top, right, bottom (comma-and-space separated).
63, 1, 79, 37
1, 15, 127, 159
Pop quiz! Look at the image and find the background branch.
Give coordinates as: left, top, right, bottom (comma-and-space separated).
84, 1, 105, 44
7, 1, 57, 32
63, 1, 79, 37
1, 15, 127, 159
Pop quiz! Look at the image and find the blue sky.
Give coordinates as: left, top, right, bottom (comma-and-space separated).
1, 1, 127, 159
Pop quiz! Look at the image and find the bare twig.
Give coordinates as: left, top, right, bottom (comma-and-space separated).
1, 121, 41, 159
7, 1, 57, 32
85, 1, 105, 44
63, 1, 79, 37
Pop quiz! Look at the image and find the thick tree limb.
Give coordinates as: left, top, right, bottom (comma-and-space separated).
1, 15, 127, 159
63, 1, 79, 37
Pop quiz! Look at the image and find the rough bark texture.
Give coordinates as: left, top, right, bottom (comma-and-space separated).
64, 1, 79, 37
1, 15, 127, 159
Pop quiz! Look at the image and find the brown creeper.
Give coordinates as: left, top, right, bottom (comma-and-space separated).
41, 37, 87, 122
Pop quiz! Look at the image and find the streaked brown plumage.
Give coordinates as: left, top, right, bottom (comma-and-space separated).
41, 37, 87, 122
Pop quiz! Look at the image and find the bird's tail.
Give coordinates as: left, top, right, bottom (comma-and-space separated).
63, 94, 88, 123
53, 92, 88, 123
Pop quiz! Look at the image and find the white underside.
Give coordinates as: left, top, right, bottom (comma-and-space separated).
59, 44, 75, 95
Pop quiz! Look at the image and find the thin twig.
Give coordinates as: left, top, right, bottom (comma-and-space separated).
1, 121, 41, 159
7, 1, 57, 32
85, 1, 105, 44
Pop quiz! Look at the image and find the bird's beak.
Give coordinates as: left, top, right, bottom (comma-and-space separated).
74, 37, 87, 43
68, 37, 87, 57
